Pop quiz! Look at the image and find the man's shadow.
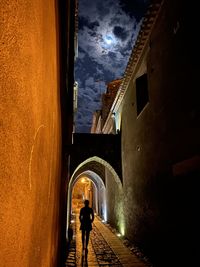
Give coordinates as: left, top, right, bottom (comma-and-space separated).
81, 249, 88, 267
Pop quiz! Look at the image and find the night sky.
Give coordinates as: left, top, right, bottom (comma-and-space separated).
75, 0, 150, 133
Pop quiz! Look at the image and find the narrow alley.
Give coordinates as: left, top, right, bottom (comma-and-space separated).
1, 0, 199, 267
66, 211, 150, 267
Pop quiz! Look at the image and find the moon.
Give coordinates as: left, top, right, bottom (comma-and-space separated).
102, 34, 117, 50
105, 35, 113, 45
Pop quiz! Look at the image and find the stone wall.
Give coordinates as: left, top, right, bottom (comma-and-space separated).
101, 79, 121, 128
0, 1, 64, 266
120, 0, 200, 266
105, 168, 124, 235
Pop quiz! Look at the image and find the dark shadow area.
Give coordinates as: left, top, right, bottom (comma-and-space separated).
70, 132, 122, 180
137, 170, 200, 267
65, 214, 76, 266
81, 248, 88, 267
57, 0, 76, 265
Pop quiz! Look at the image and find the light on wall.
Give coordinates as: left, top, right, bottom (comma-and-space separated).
116, 232, 122, 237
103, 203, 107, 222
111, 112, 115, 118
115, 111, 122, 133
119, 222, 125, 236
117, 199, 125, 236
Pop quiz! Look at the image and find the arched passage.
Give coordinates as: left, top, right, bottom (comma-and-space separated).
66, 156, 123, 237
71, 171, 106, 217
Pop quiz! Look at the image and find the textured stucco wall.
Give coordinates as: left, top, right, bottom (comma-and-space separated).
0, 1, 63, 266
105, 168, 124, 235
120, 0, 200, 266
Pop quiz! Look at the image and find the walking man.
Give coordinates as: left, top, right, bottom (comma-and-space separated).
79, 199, 94, 252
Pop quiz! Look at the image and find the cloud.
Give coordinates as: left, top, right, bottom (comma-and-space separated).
77, 0, 139, 78
75, 0, 149, 132
113, 26, 128, 41
79, 16, 100, 31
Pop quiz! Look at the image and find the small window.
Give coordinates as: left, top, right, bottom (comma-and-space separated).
136, 73, 149, 116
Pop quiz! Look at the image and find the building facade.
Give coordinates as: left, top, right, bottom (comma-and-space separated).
90, 0, 200, 265
91, 79, 122, 134
0, 0, 76, 266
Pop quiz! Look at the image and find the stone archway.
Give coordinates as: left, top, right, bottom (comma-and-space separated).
70, 171, 106, 218
66, 156, 123, 236
72, 156, 122, 188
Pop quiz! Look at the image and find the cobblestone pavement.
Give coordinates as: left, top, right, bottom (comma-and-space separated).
90, 224, 122, 267
75, 212, 99, 267
65, 211, 150, 267
65, 213, 76, 267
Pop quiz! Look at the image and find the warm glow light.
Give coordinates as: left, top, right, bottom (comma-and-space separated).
117, 233, 122, 237
71, 220, 75, 223
81, 178, 86, 183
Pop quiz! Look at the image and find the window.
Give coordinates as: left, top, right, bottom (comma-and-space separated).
136, 73, 149, 116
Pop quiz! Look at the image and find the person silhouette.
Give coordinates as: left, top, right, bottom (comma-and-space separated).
79, 199, 94, 252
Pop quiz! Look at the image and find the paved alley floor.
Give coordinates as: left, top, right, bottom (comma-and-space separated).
66, 212, 150, 267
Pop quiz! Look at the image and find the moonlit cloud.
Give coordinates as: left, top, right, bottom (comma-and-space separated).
75, 0, 149, 132
78, 2, 138, 72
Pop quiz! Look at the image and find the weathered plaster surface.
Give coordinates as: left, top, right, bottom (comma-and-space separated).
0, 1, 62, 266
